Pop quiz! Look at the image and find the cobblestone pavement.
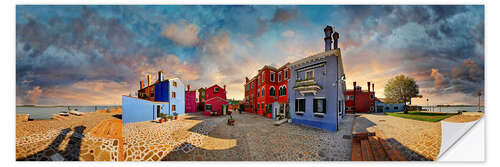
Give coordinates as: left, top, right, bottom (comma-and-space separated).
122, 114, 228, 161
356, 113, 441, 161
123, 111, 353, 161
16, 112, 122, 161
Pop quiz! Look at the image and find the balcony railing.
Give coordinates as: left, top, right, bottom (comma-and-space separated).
293, 79, 321, 95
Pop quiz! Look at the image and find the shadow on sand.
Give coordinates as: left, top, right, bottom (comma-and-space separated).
17, 126, 86, 161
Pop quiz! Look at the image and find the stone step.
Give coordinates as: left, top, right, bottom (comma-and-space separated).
351, 141, 363, 161
368, 136, 390, 161
360, 139, 375, 161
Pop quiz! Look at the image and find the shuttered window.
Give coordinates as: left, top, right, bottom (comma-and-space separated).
313, 98, 326, 113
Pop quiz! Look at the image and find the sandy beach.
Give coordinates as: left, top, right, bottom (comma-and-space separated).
16, 109, 123, 161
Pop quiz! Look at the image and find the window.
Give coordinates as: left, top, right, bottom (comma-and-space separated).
215, 87, 219, 92
258, 90, 260, 97
313, 98, 326, 113
370, 94, 374, 99
262, 72, 265, 83
172, 105, 176, 111
270, 87, 275, 97
306, 70, 314, 80
172, 92, 176, 98
295, 99, 305, 115
261, 103, 265, 111
394, 106, 399, 110
370, 106, 374, 111
278, 72, 282, 82
270, 72, 275, 82
285, 70, 288, 79
385, 106, 389, 110
261, 87, 265, 97
257, 103, 260, 109
173, 82, 177, 87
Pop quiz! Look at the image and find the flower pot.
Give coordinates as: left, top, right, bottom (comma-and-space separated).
175, 116, 178, 120
160, 119, 164, 123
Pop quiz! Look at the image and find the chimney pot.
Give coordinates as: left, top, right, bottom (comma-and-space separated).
324, 25, 333, 51
368, 82, 371, 93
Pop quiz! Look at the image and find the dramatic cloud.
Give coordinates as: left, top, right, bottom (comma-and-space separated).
161, 21, 200, 46
16, 5, 484, 105
271, 8, 298, 23
430, 68, 446, 90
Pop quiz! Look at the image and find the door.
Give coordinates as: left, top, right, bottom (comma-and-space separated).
156, 105, 161, 120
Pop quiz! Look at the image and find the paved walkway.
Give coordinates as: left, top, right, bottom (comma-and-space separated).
355, 113, 441, 161
124, 112, 354, 161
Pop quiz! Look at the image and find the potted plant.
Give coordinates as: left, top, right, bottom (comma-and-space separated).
173, 112, 178, 120
266, 106, 273, 118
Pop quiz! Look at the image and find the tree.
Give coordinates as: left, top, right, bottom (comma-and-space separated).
384, 74, 421, 113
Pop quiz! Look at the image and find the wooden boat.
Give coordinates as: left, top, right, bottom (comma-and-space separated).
69, 109, 84, 116
58, 111, 69, 116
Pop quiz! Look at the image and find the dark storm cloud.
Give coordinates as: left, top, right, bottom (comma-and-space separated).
271, 7, 298, 23
15, 5, 484, 105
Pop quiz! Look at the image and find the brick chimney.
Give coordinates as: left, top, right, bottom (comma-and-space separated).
187, 85, 191, 91
353, 82, 357, 91
140, 80, 144, 89
246, 77, 249, 83
368, 82, 371, 93
333, 31, 339, 49
224, 85, 226, 91
147, 74, 151, 86
324, 25, 333, 51
372, 83, 375, 92
158, 71, 163, 82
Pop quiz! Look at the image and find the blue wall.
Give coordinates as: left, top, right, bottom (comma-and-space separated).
169, 78, 185, 116
155, 80, 170, 102
288, 51, 345, 132
122, 96, 170, 124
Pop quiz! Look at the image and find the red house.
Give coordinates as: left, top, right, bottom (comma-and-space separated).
204, 84, 229, 116
345, 82, 376, 113
244, 64, 290, 118
185, 85, 197, 113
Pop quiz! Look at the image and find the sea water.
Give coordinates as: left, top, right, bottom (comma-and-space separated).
422, 106, 484, 113
16, 105, 121, 120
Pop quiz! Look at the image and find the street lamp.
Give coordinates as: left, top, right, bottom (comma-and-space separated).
477, 91, 482, 112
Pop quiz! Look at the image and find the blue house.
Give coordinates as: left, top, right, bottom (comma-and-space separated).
122, 96, 170, 124
374, 99, 405, 113
168, 78, 185, 116
122, 72, 186, 124
288, 25, 346, 132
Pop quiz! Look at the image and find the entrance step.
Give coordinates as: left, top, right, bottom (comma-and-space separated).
273, 119, 288, 126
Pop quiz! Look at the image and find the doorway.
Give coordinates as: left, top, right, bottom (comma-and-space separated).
156, 105, 161, 120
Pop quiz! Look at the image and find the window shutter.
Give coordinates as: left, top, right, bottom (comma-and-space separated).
295, 99, 298, 112
323, 99, 326, 113
313, 99, 317, 113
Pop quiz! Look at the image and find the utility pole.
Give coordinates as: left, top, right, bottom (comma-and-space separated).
478, 91, 482, 112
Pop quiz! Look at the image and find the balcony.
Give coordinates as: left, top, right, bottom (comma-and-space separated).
293, 79, 321, 96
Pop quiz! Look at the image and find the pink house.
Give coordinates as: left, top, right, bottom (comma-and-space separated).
204, 84, 229, 116
185, 85, 197, 113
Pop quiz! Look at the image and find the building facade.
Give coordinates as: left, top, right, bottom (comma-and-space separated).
185, 85, 197, 113
374, 99, 405, 113
288, 25, 346, 132
124, 71, 185, 124
168, 78, 185, 116
345, 82, 375, 113
204, 84, 229, 116
244, 64, 290, 119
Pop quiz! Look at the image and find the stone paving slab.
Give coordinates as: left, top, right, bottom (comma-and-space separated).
356, 113, 441, 161
124, 111, 354, 161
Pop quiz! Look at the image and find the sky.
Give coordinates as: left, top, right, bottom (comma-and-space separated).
16, 5, 484, 106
